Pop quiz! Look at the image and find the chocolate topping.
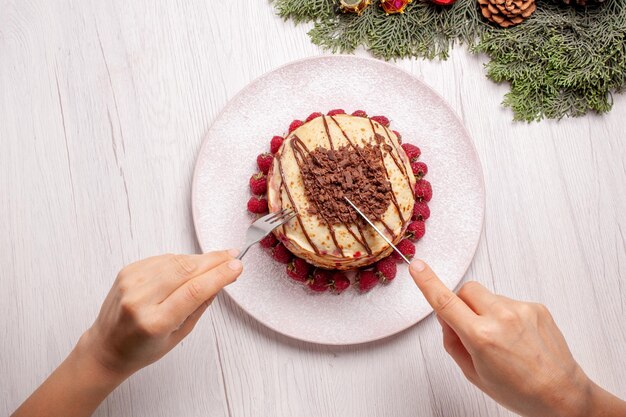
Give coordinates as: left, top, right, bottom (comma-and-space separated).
299, 143, 393, 225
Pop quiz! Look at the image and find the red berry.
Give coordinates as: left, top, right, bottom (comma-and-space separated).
393, 130, 402, 143
270, 136, 284, 154
374, 257, 397, 282
371, 115, 390, 127
289, 120, 304, 133
259, 233, 278, 248
406, 221, 426, 241
249, 172, 268, 195
351, 110, 368, 117
415, 179, 433, 202
402, 143, 421, 162
272, 242, 293, 264
247, 196, 268, 214
257, 153, 274, 175
412, 202, 431, 221
308, 269, 331, 292
306, 112, 323, 122
330, 271, 350, 293
358, 270, 379, 292
393, 239, 416, 261
411, 161, 428, 180
287, 258, 311, 282
431, 0, 456, 5
327, 109, 346, 116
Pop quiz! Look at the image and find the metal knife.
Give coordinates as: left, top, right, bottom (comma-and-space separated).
344, 197, 411, 265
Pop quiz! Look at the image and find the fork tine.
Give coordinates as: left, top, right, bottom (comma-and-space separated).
269, 209, 295, 224
273, 212, 297, 226
264, 208, 293, 222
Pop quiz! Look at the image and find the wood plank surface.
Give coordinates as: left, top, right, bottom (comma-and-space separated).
1, 1, 625, 416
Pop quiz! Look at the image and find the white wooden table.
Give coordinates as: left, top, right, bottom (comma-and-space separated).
2, 1, 625, 416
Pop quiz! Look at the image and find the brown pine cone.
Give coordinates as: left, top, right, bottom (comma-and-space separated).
478, 0, 537, 28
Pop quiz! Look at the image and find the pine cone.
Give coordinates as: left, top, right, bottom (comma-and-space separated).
478, 0, 537, 28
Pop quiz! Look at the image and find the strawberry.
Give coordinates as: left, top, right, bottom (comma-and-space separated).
393, 130, 402, 143
256, 153, 274, 175
247, 196, 268, 214
402, 143, 421, 162
287, 258, 311, 282
351, 110, 368, 117
414, 179, 433, 202
259, 233, 278, 248
371, 115, 390, 127
406, 221, 426, 241
306, 112, 323, 122
327, 109, 346, 116
272, 242, 293, 264
393, 239, 416, 261
411, 161, 428, 180
358, 270, 379, 292
249, 172, 267, 195
288, 120, 304, 133
308, 269, 331, 292
270, 136, 284, 154
374, 257, 397, 282
412, 202, 431, 221
330, 271, 350, 293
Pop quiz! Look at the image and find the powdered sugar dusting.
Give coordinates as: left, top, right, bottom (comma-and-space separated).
192, 56, 485, 345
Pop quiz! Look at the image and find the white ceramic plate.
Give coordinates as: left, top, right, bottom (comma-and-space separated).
192, 55, 484, 345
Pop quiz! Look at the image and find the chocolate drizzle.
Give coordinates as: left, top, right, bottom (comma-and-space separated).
382, 125, 413, 191
369, 120, 407, 229
277, 156, 320, 256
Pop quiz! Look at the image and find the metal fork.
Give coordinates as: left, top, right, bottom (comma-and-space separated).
236, 208, 297, 260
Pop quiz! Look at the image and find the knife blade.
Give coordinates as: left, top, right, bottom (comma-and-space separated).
344, 197, 411, 265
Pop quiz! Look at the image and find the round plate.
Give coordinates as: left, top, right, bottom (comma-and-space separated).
192, 55, 484, 345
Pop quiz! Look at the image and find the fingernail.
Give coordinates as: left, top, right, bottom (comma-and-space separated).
227, 248, 240, 257
410, 259, 426, 272
227, 259, 243, 271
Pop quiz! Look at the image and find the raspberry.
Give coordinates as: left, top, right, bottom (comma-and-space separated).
402, 143, 421, 162
287, 258, 311, 282
249, 172, 267, 195
351, 110, 368, 117
374, 257, 397, 282
288, 120, 304, 133
412, 202, 430, 221
308, 269, 331, 292
358, 270, 379, 292
414, 179, 433, 202
330, 271, 350, 293
393, 130, 402, 143
406, 221, 426, 241
371, 115, 390, 127
327, 109, 346, 116
247, 196, 268, 214
411, 161, 428, 180
256, 153, 274, 175
393, 239, 416, 261
306, 112, 323, 122
272, 242, 293, 264
259, 233, 278, 248
270, 136, 284, 154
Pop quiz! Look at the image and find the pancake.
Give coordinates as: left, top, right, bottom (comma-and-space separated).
267, 114, 415, 270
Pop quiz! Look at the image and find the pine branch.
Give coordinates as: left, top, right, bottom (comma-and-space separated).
272, 0, 626, 121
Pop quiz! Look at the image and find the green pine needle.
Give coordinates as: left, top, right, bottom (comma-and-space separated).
272, 0, 626, 122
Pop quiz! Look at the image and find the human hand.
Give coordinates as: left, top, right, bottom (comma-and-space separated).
409, 259, 612, 417
78, 250, 242, 378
